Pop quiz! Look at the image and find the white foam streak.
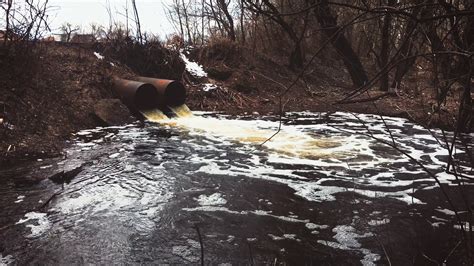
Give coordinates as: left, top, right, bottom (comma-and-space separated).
16, 212, 50, 238
0, 254, 14, 265
183, 206, 310, 223
196, 193, 227, 206
178, 112, 472, 206
318, 225, 380, 266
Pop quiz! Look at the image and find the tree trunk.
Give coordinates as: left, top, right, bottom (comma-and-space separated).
290, 42, 304, 69
457, 69, 473, 133
4, 0, 13, 47
240, 0, 245, 44
390, 3, 423, 90
131, 0, 142, 44
209, 0, 224, 37
181, 0, 193, 44
379, 0, 396, 91
456, 14, 474, 132
310, 0, 368, 87
217, 0, 236, 41
175, 0, 185, 40
244, 0, 305, 68
201, 0, 205, 44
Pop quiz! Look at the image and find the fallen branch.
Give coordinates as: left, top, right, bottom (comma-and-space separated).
337, 92, 394, 104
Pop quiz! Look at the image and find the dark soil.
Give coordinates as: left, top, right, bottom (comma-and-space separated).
0, 41, 469, 166
186, 40, 465, 132
0, 43, 135, 166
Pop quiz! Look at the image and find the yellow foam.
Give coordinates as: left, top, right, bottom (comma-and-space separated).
141, 106, 348, 160
169, 104, 193, 118
172, 116, 347, 160
141, 109, 168, 122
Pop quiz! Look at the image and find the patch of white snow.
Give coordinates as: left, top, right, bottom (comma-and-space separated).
180, 53, 207, 78
202, 83, 218, 92
93, 52, 104, 60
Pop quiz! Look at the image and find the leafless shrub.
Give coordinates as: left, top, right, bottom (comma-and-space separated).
0, 0, 51, 83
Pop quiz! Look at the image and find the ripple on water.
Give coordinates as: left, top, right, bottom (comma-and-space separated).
6, 111, 471, 264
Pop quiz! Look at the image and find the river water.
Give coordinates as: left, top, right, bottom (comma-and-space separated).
1, 111, 473, 265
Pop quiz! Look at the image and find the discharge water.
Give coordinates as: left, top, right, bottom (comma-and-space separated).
142, 106, 347, 160
0, 108, 473, 265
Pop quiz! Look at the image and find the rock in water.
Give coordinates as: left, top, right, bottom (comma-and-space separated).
94, 99, 135, 126
49, 160, 84, 185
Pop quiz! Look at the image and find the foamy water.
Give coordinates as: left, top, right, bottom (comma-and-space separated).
4, 109, 472, 265
141, 108, 472, 205
139, 109, 472, 264
143, 107, 351, 161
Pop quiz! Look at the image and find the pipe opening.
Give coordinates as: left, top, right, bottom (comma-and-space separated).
164, 81, 186, 107
135, 83, 160, 110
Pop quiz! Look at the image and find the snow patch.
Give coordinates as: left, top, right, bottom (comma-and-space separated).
93, 52, 104, 60
180, 53, 207, 78
202, 83, 218, 92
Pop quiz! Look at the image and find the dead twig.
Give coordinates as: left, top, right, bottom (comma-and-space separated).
194, 224, 205, 266
37, 190, 63, 210
247, 241, 254, 265
375, 233, 392, 266
443, 239, 463, 264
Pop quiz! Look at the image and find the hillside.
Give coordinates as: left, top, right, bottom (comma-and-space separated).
0, 41, 468, 166
0, 43, 136, 165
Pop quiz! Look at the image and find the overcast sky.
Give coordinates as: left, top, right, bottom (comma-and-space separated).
45, 0, 177, 38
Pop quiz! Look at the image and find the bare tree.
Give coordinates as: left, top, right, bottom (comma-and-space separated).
131, 0, 142, 43
181, 0, 193, 44
60, 22, 80, 42
216, 0, 236, 41
308, 0, 368, 87
379, 0, 396, 91
239, 0, 245, 44
1, 0, 13, 46
90, 23, 106, 41
244, 0, 309, 68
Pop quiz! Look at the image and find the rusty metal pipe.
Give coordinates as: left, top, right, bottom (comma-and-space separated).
112, 78, 160, 110
136, 77, 186, 107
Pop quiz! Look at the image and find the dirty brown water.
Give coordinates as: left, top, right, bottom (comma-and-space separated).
1, 108, 473, 265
